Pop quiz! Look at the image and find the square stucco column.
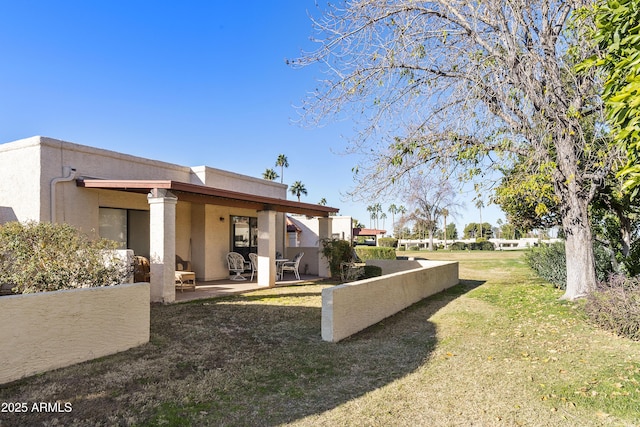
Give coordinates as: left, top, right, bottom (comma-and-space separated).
257, 210, 277, 288
148, 189, 178, 303
318, 217, 333, 278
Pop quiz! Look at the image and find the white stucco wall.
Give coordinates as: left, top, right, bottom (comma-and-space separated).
289, 215, 353, 247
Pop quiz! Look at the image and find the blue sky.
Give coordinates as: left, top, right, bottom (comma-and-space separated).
0, 1, 504, 234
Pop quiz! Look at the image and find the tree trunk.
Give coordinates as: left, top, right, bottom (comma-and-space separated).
561, 195, 597, 300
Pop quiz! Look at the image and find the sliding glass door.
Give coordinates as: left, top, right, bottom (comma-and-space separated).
231, 216, 257, 259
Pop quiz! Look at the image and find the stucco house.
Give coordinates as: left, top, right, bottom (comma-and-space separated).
0, 136, 339, 302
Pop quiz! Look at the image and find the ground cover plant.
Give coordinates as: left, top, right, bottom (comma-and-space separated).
1, 251, 638, 426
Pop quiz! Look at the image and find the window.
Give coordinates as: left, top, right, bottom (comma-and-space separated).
99, 208, 126, 249
99, 208, 150, 257
232, 216, 257, 258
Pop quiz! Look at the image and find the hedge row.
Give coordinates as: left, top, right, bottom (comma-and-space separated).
354, 246, 397, 261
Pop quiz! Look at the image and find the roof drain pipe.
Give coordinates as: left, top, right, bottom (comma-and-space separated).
50, 166, 77, 223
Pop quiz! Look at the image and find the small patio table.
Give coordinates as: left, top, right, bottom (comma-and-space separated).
175, 271, 196, 292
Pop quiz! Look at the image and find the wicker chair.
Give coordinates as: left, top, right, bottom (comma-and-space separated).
248, 253, 258, 281
226, 252, 247, 281
133, 256, 151, 283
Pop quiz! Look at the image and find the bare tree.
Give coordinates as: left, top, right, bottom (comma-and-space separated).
293, 0, 614, 299
405, 175, 461, 251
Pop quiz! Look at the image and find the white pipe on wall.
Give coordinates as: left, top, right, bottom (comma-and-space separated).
50, 166, 77, 223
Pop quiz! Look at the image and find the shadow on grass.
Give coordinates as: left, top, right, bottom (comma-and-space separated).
0, 279, 484, 426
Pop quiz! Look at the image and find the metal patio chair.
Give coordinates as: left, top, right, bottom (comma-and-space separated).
281, 252, 304, 280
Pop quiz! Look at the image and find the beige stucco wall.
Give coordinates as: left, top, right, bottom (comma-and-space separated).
190, 165, 287, 199
42, 137, 192, 225
321, 260, 459, 342
0, 136, 43, 223
0, 282, 150, 385
365, 259, 425, 275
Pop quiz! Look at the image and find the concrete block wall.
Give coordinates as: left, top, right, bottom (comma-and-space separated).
0, 282, 150, 384
321, 260, 459, 342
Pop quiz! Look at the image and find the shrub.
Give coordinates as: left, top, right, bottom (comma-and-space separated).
378, 237, 398, 248
320, 238, 354, 278
524, 242, 613, 289
584, 274, 640, 341
468, 241, 495, 251
360, 265, 383, 279
408, 245, 421, 251
355, 246, 396, 260
0, 221, 130, 294
450, 242, 467, 251
524, 242, 566, 288
482, 241, 496, 250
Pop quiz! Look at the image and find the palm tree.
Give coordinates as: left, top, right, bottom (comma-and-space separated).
275, 154, 289, 184
441, 208, 449, 249
373, 203, 382, 229
397, 205, 407, 241
318, 197, 327, 205
380, 212, 387, 231
366, 205, 375, 228
475, 198, 484, 238
262, 168, 279, 181
388, 204, 398, 235
290, 181, 307, 202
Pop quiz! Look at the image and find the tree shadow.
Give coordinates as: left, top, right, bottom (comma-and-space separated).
0, 279, 485, 426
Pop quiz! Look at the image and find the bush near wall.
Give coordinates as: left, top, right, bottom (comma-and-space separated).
469, 241, 495, 251
450, 242, 467, 250
378, 237, 398, 248
0, 221, 130, 294
361, 265, 383, 279
355, 246, 397, 260
320, 238, 355, 279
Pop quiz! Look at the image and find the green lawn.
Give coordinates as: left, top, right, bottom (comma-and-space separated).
1, 250, 638, 426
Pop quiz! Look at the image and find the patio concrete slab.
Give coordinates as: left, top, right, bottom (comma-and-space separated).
174, 274, 321, 302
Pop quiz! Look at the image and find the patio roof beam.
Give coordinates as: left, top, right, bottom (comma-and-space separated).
76, 179, 339, 217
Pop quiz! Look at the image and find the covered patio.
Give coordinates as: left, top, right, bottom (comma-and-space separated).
77, 178, 339, 303
173, 273, 324, 302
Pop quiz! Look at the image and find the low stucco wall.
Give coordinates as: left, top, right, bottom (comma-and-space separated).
0, 282, 150, 384
321, 260, 459, 342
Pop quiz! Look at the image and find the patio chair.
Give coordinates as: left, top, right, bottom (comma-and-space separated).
226, 252, 247, 281
281, 252, 304, 280
133, 256, 151, 282
175, 255, 192, 272
248, 253, 258, 281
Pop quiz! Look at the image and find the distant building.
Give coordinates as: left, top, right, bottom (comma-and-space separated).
353, 228, 387, 246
